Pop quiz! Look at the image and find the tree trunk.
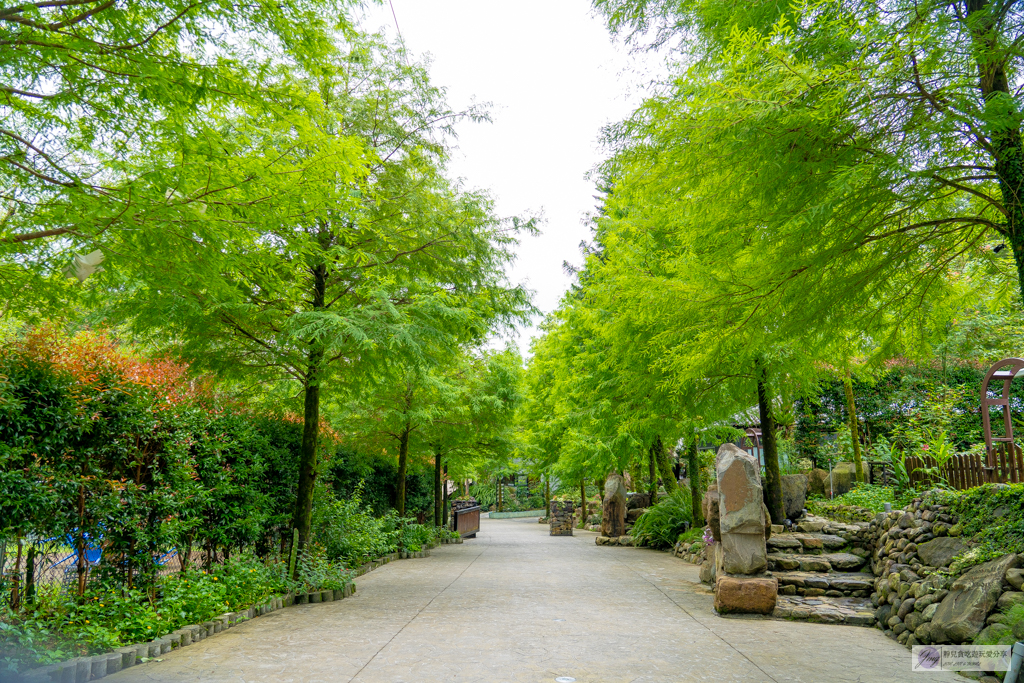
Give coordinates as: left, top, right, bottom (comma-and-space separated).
757, 362, 785, 525
579, 478, 587, 528
654, 436, 678, 494
12, 536, 22, 609
966, 0, 1024, 299
844, 365, 865, 483
290, 260, 326, 577
687, 441, 703, 527
544, 473, 551, 516
497, 475, 502, 512
442, 464, 449, 527
647, 440, 658, 498
396, 423, 410, 517
433, 448, 442, 526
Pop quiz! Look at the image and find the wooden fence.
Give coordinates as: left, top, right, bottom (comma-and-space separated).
905, 442, 1024, 490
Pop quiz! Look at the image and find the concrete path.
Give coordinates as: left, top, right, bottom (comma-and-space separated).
108, 518, 969, 683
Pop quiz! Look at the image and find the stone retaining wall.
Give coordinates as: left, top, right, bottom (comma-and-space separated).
856, 494, 1023, 653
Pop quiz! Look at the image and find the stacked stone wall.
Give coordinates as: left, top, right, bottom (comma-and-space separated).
857, 495, 1024, 650
549, 501, 575, 536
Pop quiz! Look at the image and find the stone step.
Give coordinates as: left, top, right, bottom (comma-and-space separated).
767, 531, 851, 552
794, 516, 870, 536
773, 570, 874, 597
773, 595, 876, 626
768, 551, 867, 572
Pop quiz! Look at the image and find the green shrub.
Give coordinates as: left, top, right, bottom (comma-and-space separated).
311, 483, 399, 566
928, 483, 1024, 570
398, 519, 434, 552
631, 489, 693, 549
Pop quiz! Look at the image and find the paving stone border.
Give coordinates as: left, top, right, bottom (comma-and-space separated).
15, 539, 461, 682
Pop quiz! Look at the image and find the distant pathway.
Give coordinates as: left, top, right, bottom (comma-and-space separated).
107, 518, 968, 682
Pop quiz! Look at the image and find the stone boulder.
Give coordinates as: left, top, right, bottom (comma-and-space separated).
702, 484, 721, 543
807, 469, 829, 497
626, 508, 645, 523
627, 492, 651, 510
700, 557, 716, 584
716, 444, 767, 576
917, 537, 966, 569
829, 462, 857, 497
930, 554, 1019, 644
714, 576, 778, 615
601, 473, 627, 538
807, 465, 857, 498
997, 591, 1024, 612
780, 474, 808, 520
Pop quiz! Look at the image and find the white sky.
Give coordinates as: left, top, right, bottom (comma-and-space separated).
358, 1, 666, 355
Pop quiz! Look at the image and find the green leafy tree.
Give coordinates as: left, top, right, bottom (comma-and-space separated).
0, 0, 364, 312
99, 39, 531, 565
594, 0, 1024, 341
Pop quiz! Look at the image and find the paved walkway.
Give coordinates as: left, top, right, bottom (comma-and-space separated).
108, 518, 969, 683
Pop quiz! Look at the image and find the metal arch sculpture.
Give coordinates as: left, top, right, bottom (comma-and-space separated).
981, 357, 1024, 481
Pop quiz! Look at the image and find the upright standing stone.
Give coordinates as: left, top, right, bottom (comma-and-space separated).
716, 444, 768, 575
780, 474, 807, 520
601, 474, 627, 538
712, 444, 777, 615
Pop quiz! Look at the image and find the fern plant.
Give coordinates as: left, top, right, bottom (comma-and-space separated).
630, 489, 694, 549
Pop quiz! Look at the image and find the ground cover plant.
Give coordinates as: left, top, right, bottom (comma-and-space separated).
807, 483, 916, 515
0, 553, 330, 673
926, 484, 1024, 571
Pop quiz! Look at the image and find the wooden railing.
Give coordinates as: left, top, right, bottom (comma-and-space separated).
905, 442, 1024, 490
452, 505, 480, 538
